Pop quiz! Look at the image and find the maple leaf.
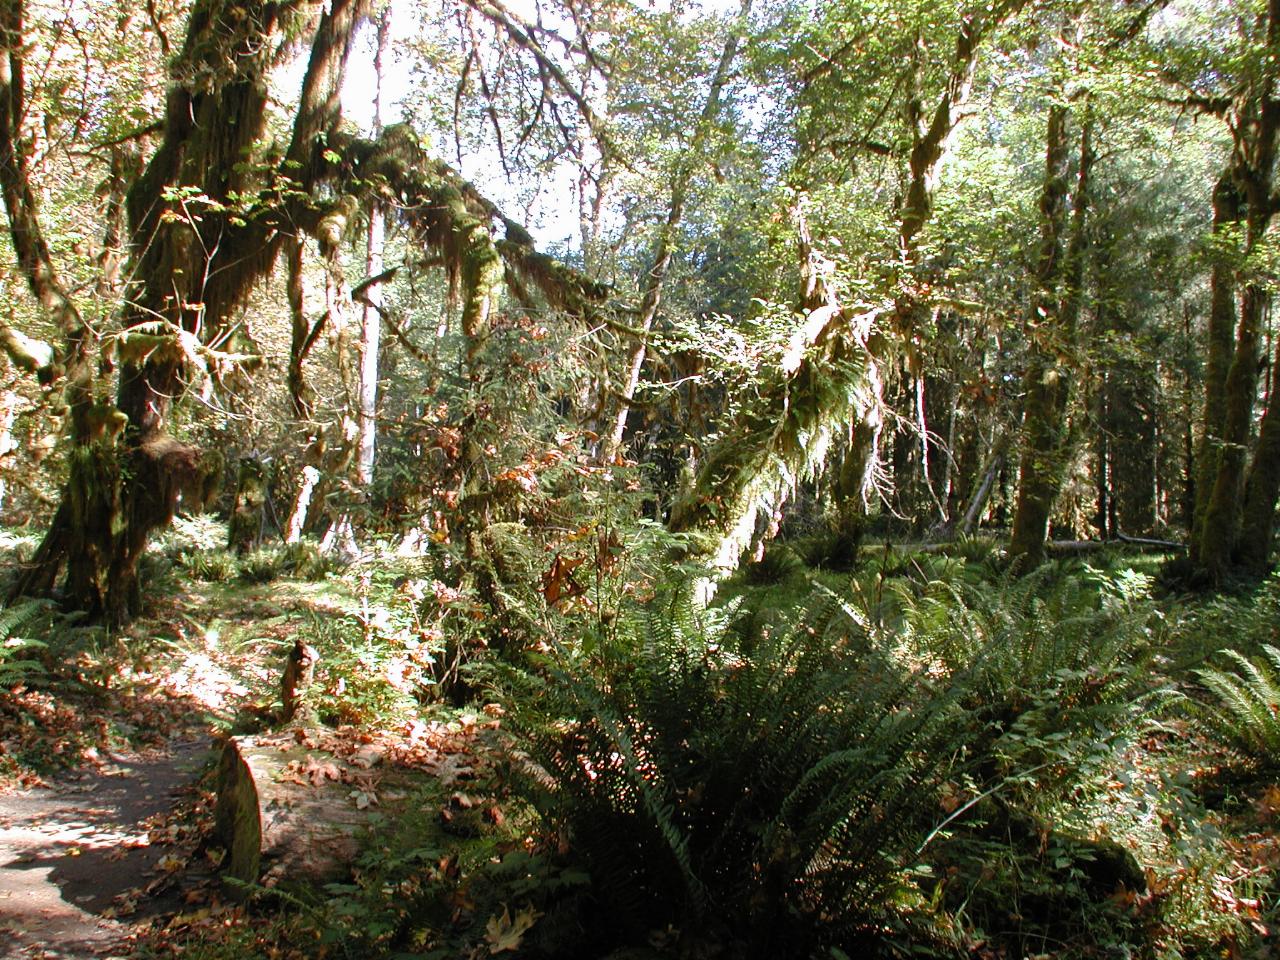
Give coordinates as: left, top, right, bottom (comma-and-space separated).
484, 904, 540, 954
304, 759, 343, 786
541, 554, 586, 605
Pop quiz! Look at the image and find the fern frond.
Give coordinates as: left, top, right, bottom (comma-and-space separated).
1195, 647, 1280, 765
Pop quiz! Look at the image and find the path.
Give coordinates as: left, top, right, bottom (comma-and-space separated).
0, 739, 212, 960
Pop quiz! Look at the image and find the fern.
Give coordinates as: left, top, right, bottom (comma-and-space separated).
0, 599, 50, 684
503, 583, 990, 955
1195, 644, 1280, 767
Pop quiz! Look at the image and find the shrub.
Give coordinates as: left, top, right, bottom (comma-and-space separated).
238, 547, 285, 584
737, 542, 804, 584
179, 547, 238, 583
278, 541, 332, 580
297, 614, 434, 728
0, 599, 49, 684
504, 586, 985, 957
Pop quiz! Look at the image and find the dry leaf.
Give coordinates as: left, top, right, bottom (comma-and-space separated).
484, 904, 540, 954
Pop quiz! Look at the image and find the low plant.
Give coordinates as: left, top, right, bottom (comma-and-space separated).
503, 585, 987, 957
1194, 645, 1280, 771
238, 546, 286, 584
737, 542, 804, 584
180, 547, 239, 583
277, 541, 332, 580
0, 599, 50, 684
296, 613, 435, 728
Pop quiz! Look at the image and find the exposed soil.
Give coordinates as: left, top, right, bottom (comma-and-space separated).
0, 738, 212, 959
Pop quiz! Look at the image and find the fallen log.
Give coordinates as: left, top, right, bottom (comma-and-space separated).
1116, 531, 1185, 551
212, 717, 497, 892
212, 731, 431, 890
214, 734, 368, 888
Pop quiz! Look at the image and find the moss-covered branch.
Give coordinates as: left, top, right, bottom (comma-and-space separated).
0, 0, 89, 391
668, 206, 887, 574
328, 126, 612, 330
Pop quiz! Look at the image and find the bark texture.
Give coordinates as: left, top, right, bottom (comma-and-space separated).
1008, 107, 1093, 569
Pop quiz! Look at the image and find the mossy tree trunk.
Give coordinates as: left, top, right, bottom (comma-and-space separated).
603, 0, 752, 462
1192, 3, 1280, 581
228, 458, 269, 555
668, 202, 884, 573
830, 0, 1025, 539
1008, 105, 1094, 570
4, 0, 606, 623
1239, 381, 1280, 568
1190, 171, 1245, 556
3, 0, 371, 624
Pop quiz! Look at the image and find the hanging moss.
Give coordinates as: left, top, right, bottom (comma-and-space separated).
668, 203, 887, 579
228, 456, 269, 554
315, 194, 361, 255
669, 309, 883, 575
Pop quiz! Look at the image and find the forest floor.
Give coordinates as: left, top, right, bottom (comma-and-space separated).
3, 530, 1280, 960
0, 737, 212, 959
0, 544, 499, 960
0, 561, 398, 959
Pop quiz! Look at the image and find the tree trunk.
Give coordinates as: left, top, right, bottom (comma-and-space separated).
286, 466, 321, 545
604, 0, 752, 461
0, 386, 17, 518
960, 431, 1007, 535
1095, 369, 1112, 539
5, 0, 371, 623
1191, 0, 1280, 581
228, 457, 269, 555
356, 9, 390, 489
1190, 172, 1245, 554
1237, 332, 1280, 569
1009, 105, 1093, 569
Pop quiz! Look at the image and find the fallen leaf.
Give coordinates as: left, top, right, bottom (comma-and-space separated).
484, 904, 540, 954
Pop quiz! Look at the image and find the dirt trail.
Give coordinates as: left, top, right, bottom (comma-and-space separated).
0, 739, 211, 960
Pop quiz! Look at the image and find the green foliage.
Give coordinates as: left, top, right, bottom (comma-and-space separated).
183, 548, 239, 583
504, 584, 993, 956
0, 599, 50, 684
788, 527, 862, 570
237, 547, 285, 584
501, 559, 1194, 958
277, 541, 334, 581
737, 541, 804, 584
1167, 572, 1280, 669
295, 613, 434, 729
897, 562, 1168, 800
1195, 645, 1280, 771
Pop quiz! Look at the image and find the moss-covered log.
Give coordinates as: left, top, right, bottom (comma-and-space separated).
214, 734, 423, 889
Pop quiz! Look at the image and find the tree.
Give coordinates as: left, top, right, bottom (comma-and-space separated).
1165, 0, 1280, 580
1, 0, 609, 623
1008, 100, 1094, 567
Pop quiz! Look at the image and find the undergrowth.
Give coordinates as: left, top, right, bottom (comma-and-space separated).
491, 554, 1254, 959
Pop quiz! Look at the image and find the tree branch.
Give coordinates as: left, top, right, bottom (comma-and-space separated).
0, 0, 86, 385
